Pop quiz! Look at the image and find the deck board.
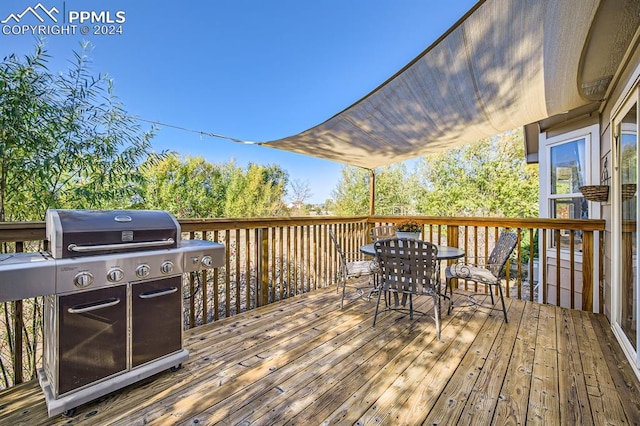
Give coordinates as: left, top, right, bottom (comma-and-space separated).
528, 303, 560, 423
0, 284, 639, 425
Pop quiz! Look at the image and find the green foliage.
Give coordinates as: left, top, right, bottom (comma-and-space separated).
415, 130, 539, 217
139, 154, 226, 217
331, 129, 539, 218
373, 164, 418, 215
223, 162, 288, 217
331, 164, 417, 215
0, 42, 156, 221
140, 155, 289, 218
330, 166, 370, 215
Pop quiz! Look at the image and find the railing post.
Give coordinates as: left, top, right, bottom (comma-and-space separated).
189, 232, 196, 328
446, 225, 459, 248
259, 228, 269, 307
13, 300, 23, 385
446, 225, 460, 290
13, 241, 24, 385
582, 230, 594, 312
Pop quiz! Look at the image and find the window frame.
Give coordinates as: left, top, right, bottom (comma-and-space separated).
539, 124, 600, 259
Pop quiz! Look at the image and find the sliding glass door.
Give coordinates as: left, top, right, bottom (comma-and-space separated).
614, 92, 638, 364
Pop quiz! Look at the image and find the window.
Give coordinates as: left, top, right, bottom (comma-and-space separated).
548, 137, 589, 249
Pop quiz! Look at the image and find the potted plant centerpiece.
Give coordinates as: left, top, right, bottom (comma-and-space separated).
395, 220, 422, 240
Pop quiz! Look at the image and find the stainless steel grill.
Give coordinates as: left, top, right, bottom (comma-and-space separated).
0, 209, 224, 417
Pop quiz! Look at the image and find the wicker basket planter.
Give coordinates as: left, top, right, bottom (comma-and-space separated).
579, 185, 609, 202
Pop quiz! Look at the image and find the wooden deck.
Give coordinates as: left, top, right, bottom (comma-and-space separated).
1, 284, 640, 425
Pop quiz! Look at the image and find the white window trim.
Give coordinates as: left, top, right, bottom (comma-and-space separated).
610, 83, 640, 375
539, 124, 600, 263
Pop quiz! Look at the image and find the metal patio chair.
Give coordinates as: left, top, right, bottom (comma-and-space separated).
329, 229, 377, 308
373, 238, 441, 339
444, 231, 517, 322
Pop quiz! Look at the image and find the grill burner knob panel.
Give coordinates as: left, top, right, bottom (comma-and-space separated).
161, 261, 174, 274
74, 272, 94, 288
201, 255, 213, 268
107, 267, 124, 282
136, 264, 151, 278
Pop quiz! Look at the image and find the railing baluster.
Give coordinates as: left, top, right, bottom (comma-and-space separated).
528, 228, 534, 302
214, 230, 220, 321
259, 228, 268, 307
202, 231, 208, 325
556, 229, 561, 306
570, 230, 575, 309
189, 232, 196, 328
582, 231, 594, 311
294, 226, 299, 296
542, 229, 548, 304
235, 228, 241, 312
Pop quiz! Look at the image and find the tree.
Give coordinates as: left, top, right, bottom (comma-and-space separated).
372, 164, 417, 215
140, 156, 290, 218
330, 129, 539, 218
224, 163, 289, 217
139, 154, 228, 218
288, 179, 312, 215
414, 129, 539, 217
330, 166, 370, 215
330, 164, 418, 215
0, 42, 156, 221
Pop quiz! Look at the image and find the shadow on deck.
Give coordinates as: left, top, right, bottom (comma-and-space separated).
1, 281, 639, 425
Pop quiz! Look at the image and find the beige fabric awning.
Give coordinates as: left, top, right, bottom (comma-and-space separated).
261, 0, 640, 169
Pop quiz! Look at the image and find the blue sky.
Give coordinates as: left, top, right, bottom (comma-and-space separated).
1, 0, 477, 203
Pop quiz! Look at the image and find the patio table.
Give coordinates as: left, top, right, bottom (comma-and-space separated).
359, 242, 465, 308
359, 243, 464, 261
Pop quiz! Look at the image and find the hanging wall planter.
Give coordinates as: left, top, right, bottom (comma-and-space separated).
579, 185, 609, 202
579, 157, 610, 202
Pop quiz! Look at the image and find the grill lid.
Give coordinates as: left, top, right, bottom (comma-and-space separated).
46, 209, 181, 258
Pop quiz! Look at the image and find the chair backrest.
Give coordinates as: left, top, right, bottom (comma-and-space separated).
329, 229, 347, 272
374, 238, 438, 294
370, 225, 396, 242
487, 232, 518, 277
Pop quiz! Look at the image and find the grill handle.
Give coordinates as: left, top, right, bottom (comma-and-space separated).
68, 238, 175, 253
68, 297, 121, 314
139, 287, 179, 299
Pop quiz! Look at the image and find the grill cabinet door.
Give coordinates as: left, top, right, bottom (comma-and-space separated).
58, 285, 128, 395
131, 276, 182, 368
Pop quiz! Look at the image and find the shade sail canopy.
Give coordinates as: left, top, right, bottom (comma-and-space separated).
261, 0, 640, 169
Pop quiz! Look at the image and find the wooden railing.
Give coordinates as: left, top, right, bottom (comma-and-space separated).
0, 215, 605, 390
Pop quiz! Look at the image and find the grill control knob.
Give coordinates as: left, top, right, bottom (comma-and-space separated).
136, 264, 151, 278
107, 267, 124, 282
74, 272, 94, 288
161, 261, 174, 274
201, 255, 213, 268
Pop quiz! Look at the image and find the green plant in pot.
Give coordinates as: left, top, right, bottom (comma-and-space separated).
396, 220, 422, 240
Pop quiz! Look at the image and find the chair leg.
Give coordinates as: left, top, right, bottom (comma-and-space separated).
409, 294, 414, 320
341, 278, 347, 309
497, 282, 508, 323
446, 278, 453, 315
372, 287, 384, 327
433, 293, 441, 340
